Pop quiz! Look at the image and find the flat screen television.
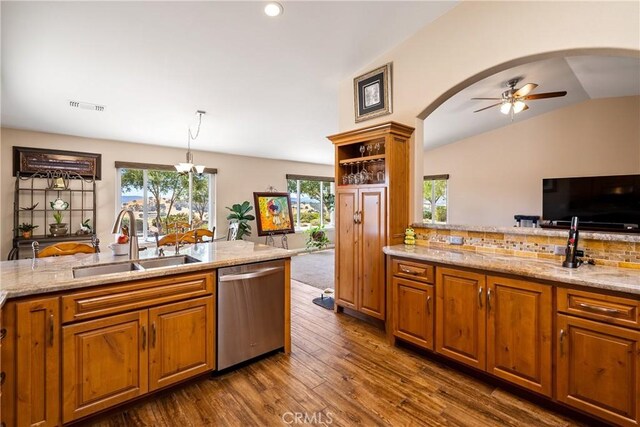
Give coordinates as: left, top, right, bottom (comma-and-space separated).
542, 174, 640, 231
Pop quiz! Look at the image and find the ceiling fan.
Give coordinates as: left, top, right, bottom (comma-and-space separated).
472, 78, 567, 116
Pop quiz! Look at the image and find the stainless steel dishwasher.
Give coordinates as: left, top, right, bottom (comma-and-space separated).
217, 259, 285, 370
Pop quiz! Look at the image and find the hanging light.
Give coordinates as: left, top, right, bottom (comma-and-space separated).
175, 110, 206, 174
500, 102, 512, 115
513, 100, 526, 114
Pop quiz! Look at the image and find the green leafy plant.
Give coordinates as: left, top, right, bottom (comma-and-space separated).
305, 225, 330, 250
53, 211, 64, 224
18, 223, 39, 232
225, 201, 255, 239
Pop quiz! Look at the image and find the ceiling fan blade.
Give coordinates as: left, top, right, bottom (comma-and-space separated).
471, 97, 502, 100
473, 102, 502, 113
523, 91, 568, 100
513, 83, 538, 97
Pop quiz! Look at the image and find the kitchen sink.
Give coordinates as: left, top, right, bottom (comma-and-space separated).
72, 255, 200, 278
136, 255, 200, 269
73, 261, 141, 278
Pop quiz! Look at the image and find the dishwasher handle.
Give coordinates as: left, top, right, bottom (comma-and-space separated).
219, 266, 284, 282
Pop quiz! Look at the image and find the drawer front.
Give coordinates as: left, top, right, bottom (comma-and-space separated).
62, 272, 214, 323
392, 258, 434, 283
557, 287, 640, 329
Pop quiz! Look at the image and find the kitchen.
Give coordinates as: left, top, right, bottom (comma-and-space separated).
0, 2, 640, 424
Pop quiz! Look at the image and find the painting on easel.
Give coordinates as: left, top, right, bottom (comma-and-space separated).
253, 192, 295, 236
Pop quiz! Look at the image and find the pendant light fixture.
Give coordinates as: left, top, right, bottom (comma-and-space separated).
175, 110, 206, 174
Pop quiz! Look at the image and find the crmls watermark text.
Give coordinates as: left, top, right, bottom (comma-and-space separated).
282, 411, 334, 425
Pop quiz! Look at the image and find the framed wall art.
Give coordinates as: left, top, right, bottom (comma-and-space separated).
353, 62, 392, 122
13, 146, 102, 179
253, 192, 295, 236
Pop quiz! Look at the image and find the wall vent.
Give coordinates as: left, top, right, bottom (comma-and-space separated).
69, 100, 105, 112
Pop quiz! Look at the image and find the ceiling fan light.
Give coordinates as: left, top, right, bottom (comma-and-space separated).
513, 100, 526, 114
500, 102, 511, 115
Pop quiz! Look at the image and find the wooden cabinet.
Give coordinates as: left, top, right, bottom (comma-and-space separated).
436, 267, 486, 370
149, 298, 214, 391
62, 296, 215, 423
391, 277, 434, 349
62, 310, 148, 423
486, 276, 552, 396
557, 314, 640, 426
329, 122, 413, 321
0, 297, 62, 426
434, 268, 553, 396
335, 187, 386, 318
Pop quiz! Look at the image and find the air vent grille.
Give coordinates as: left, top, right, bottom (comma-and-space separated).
69, 100, 105, 112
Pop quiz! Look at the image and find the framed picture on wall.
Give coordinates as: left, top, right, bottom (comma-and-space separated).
12, 146, 102, 179
353, 62, 392, 122
253, 192, 295, 236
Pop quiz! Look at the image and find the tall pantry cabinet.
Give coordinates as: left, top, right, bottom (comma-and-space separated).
328, 122, 413, 320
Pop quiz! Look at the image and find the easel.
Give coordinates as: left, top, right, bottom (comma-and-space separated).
264, 185, 289, 249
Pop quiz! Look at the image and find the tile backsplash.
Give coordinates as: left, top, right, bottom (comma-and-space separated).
412, 225, 640, 269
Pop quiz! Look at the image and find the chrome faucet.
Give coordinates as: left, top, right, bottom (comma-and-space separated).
112, 209, 139, 260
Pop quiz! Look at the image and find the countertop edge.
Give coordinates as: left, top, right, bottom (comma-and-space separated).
383, 245, 640, 296
3, 251, 293, 300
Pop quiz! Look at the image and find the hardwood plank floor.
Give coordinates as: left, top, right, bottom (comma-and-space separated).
86, 280, 586, 427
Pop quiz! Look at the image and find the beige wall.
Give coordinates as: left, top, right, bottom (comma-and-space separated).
0, 128, 334, 259
336, 1, 640, 222
423, 96, 640, 226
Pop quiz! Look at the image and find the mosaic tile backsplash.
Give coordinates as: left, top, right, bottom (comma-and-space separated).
413, 225, 640, 270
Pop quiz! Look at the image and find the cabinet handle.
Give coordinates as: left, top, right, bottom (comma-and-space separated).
151, 322, 157, 348
577, 303, 620, 315
478, 287, 483, 308
357, 211, 362, 224
0, 371, 5, 386
400, 266, 419, 275
141, 326, 147, 350
353, 212, 358, 224
49, 314, 54, 347
487, 289, 492, 312
0, 327, 6, 341
426, 296, 431, 315
559, 329, 565, 356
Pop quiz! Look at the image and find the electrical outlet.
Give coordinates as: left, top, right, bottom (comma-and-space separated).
449, 236, 464, 245
553, 245, 566, 255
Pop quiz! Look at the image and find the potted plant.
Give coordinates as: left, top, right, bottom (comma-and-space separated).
17, 223, 38, 239
50, 210, 68, 236
225, 201, 255, 240
305, 225, 330, 250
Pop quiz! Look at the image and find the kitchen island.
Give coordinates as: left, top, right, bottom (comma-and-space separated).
0, 240, 293, 426
384, 244, 640, 427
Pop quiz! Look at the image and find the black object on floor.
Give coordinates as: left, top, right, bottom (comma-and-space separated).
312, 296, 334, 310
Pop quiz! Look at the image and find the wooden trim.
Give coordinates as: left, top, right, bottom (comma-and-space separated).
327, 121, 415, 144
423, 174, 449, 181
285, 174, 334, 183
284, 258, 291, 354
114, 161, 217, 175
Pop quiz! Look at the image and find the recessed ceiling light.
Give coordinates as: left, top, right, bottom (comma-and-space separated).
264, 2, 283, 17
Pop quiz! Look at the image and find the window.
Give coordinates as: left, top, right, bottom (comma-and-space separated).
286, 175, 335, 230
116, 162, 216, 241
423, 174, 448, 224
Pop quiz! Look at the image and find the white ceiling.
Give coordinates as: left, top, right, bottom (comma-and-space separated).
423, 55, 640, 150
1, 1, 457, 165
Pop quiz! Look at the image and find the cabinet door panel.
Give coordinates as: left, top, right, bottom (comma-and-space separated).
436, 268, 486, 370
336, 189, 358, 309
392, 277, 434, 349
487, 277, 552, 396
557, 314, 640, 426
149, 297, 214, 391
16, 297, 60, 427
62, 310, 148, 423
359, 187, 386, 319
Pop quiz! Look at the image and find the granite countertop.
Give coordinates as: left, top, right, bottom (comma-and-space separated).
411, 223, 640, 243
384, 244, 640, 296
0, 240, 294, 299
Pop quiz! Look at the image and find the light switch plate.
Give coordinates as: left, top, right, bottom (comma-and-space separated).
449, 236, 464, 245
553, 245, 566, 255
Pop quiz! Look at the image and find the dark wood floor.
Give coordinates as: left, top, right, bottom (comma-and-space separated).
87, 280, 584, 427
